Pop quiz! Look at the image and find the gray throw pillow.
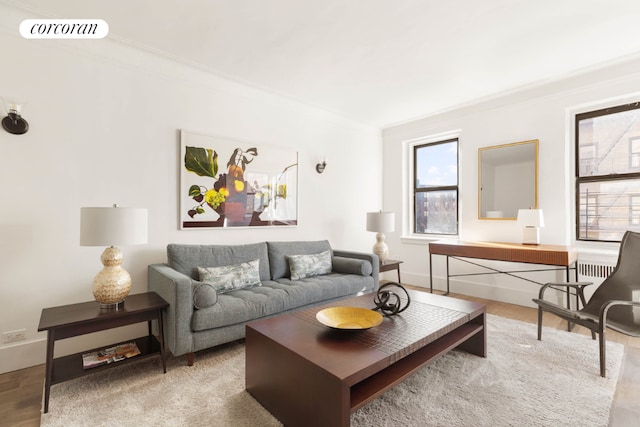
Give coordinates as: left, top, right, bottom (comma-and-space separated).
331, 256, 372, 276
287, 250, 332, 280
197, 259, 261, 293
192, 282, 218, 309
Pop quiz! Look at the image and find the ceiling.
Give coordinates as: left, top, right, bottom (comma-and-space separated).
9, 0, 640, 128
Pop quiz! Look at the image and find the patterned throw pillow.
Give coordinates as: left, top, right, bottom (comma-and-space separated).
197, 259, 261, 293
287, 250, 332, 280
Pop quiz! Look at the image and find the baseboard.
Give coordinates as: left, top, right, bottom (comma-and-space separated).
400, 271, 556, 309
0, 339, 46, 374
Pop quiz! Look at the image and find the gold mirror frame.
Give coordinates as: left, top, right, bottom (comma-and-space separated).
478, 139, 538, 220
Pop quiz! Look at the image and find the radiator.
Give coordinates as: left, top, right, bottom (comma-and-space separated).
573, 260, 616, 300
577, 261, 616, 280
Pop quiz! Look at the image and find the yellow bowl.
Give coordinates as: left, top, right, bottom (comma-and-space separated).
316, 307, 383, 330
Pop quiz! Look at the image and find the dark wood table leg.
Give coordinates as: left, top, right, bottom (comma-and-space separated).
246, 328, 349, 427
157, 309, 167, 373
43, 330, 55, 413
566, 265, 573, 331
429, 253, 433, 293
445, 255, 450, 295
455, 313, 487, 357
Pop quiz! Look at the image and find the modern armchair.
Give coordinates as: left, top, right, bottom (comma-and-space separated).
533, 230, 640, 377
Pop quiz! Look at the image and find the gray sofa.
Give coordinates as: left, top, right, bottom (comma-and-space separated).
148, 240, 379, 365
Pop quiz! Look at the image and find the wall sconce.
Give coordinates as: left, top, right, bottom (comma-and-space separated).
1, 98, 29, 135
316, 158, 327, 174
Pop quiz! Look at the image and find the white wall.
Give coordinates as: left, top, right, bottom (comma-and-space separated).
382, 57, 640, 306
0, 5, 381, 373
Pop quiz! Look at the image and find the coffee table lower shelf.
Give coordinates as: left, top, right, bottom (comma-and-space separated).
350, 322, 484, 411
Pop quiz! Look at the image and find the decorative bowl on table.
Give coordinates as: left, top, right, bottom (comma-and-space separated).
316, 307, 383, 330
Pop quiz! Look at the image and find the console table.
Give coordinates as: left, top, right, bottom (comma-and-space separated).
428, 240, 578, 294
38, 292, 169, 413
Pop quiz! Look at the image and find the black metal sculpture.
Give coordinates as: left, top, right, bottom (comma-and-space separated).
373, 282, 411, 316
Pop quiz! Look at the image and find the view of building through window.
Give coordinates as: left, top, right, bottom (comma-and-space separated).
576, 103, 640, 241
413, 139, 458, 235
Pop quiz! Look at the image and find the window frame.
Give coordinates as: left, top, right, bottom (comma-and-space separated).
574, 102, 640, 242
412, 137, 459, 236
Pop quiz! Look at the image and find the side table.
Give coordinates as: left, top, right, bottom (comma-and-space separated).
379, 259, 403, 283
37, 291, 169, 413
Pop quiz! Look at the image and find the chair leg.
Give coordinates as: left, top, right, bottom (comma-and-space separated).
577, 287, 596, 339
537, 307, 543, 340
599, 330, 606, 377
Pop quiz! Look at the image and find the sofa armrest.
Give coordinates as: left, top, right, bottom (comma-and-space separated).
148, 263, 195, 357
332, 250, 379, 289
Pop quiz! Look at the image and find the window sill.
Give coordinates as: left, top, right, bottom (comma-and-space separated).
400, 235, 458, 245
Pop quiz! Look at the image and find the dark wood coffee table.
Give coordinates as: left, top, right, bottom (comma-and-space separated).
245, 290, 486, 427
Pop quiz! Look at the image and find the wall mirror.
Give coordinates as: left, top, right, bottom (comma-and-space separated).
478, 139, 538, 220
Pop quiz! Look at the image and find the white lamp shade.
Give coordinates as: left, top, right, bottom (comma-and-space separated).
366, 212, 395, 233
517, 209, 544, 227
80, 206, 148, 246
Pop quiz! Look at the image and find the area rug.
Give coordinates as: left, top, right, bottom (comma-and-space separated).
41, 315, 623, 427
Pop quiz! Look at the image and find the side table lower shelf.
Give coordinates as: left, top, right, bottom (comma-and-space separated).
51, 335, 163, 385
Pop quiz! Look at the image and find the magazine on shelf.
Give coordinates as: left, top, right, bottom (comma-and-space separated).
82, 342, 141, 369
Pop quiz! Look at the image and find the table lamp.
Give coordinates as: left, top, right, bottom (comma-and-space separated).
366, 211, 395, 261
80, 205, 148, 307
517, 208, 544, 245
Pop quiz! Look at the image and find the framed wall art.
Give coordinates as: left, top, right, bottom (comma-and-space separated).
180, 130, 298, 229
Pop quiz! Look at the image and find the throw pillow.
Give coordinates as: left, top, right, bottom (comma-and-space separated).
287, 250, 332, 280
192, 282, 218, 309
197, 259, 261, 293
331, 256, 372, 276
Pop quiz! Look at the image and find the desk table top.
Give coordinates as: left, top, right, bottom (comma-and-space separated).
429, 240, 577, 266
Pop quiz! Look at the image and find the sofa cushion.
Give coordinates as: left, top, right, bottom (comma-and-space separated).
192, 282, 218, 309
190, 274, 375, 332
197, 259, 261, 293
267, 240, 333, 280
331, 256, 372, 276
167, 242, 270, 281
287, 250, 332, 280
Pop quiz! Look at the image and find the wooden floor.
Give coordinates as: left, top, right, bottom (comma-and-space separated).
1, 289, 638, 427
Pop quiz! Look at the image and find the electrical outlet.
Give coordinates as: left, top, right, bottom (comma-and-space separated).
2, 329, 26, 343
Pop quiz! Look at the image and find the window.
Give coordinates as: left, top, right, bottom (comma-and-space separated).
576, 102, 640, 241
413, 138, 458, 235
631, 195, 640, 226
631, 137, 640, 168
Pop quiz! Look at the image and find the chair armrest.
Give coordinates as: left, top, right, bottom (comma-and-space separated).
546, 281, 594, 288
537, 281, 593, 299
599, 300, 640, 333
148, 263, 196, 357
532, 298, 583, 320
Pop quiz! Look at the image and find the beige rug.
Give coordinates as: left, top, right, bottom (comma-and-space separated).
41, 315, 623, 427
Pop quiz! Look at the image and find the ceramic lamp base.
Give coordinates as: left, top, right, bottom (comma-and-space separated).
522, 226, 540, 245
372, 232, 389, 261
92, 246, 132, 305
